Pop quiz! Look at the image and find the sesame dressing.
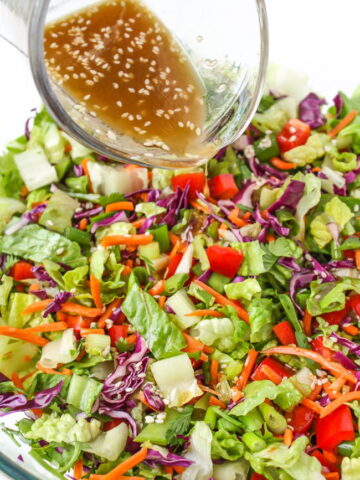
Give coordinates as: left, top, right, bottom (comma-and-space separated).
44, 0, 207, 155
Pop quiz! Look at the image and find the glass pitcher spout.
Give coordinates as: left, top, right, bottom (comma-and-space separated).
0, 0, 37, 54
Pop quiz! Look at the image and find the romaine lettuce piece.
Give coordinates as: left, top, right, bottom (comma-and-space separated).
0, 197, 25, 231
284, 133, 328, 166
224, 279, 261, 304
14, 147, 58, 191
211, 430, 244, 461
181, 421, 213, 480
135, 202, 166, 218
191, 317, 234, 347
39, 328, 77, 369
342, 457, 360, 480
39, 189, 79, 233
231, 380, 278, 417
84, 422, 128, 461
213, 460, 249, 480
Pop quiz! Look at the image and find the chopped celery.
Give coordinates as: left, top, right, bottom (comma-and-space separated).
84, 423, 128, 461
0, 340, 38, 378
54, 158, 71, 180
149, 224, 170, 252
66, 374, 103, 415
135, 409, 181, 445
166, 289, 200, 329
39, 329, 77, 369
151, 253, 169, 272
84, 334, 110, 356
138, 241, 160, 260
5, 292, 36, 328
208, 272, 231, 293
188, 282, 215, 307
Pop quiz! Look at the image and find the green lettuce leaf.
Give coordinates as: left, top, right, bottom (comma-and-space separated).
231, 380, 278, 417
0, 197, 25, 231
342, 457, 360, 480
248, 298, 274, 343
135, 202, 166, 218
233, 241, 266, 276
0, 275, 13, 307
284, 133, 328, 166
274, 378, 304, 412
191, 317, 234, 347
224, 279, 261, 304
63, 266, 89, 292
181, 421, 213, 480
0, 224, 87, 267
294, 173, 322, 241
211, 430, 244, 461
39, 190, 79, 233
267, 238, 302, 260
307, 278, 360, 316
122, 272, 186, 359
0, 149, 24, 199
246, 436, 325, 480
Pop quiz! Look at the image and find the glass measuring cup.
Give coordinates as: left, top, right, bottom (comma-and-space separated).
0, 0, 268, 168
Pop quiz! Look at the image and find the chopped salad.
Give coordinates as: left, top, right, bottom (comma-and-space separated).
0, 73, 360, 480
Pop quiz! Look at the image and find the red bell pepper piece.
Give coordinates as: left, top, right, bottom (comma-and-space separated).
10, 261, 35, 281
250, 474, 267, 480
251, 357, 293, 382
171, 172, 206, 200
103, 419, 122, 431
208, 174, 239, 200
276, 119, 311, 153
272, 321, 297, 346
289, 405, 316, 434
316, 405, 355, 450
348, 294, 360, 316
206, 245, 243, 278
108, 325, 128, 346
165, 253, 183, 279
310, 450, 338, 473
310, 336, 334, 361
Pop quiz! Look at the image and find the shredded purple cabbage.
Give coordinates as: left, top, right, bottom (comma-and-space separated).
43, 291, 73, 317
159, 185, 189, 228
233, 180, 258, 208
5, 203, 47, 236
299, 93, 326, 129
333, 93, 343, 117
0, 382, 63, 416
138, 216, 157, 234
197, 269, 212, 283
31, 266, 57, 287
306, 253, 335, 282
278, 257, 302, 272
142, 383, 165, 411
146, 449, 192, 468
74, 206, 103, 220
289, 271, 317, 314
90, 211, 128, 234
333, 351, 358, 370
73, 165, 84, 177
268, 180, 305, 214
331, 332, 360, 356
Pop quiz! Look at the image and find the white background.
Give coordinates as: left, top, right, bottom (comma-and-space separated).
1, 0, 360, 146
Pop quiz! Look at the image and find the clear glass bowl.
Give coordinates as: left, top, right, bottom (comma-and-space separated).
19, 0, 268, 168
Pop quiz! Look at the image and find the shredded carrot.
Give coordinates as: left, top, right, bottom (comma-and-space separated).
261, 209, 269, 220
324, 473, 340, 480
284, 428, 293, 446
127, 334, 138, 344
61, 302, 103, 318
228, 208, 247, 228
80, 328, 105, 336
341, 324, 359, 336
219, 222, 229, 230
243, 212, 251, 220
303, 310, 312, 336
20, 185, 29, 196
312, 166, 321, 173
101, 448, 148, 480
173, 466, 186, 474
21, 299, 52, 314
90, 476, 145, 480
185, 309, 224, 318
261, 364, 282, 385
198, 384, 221, 397
11, 373, 24, 390
105, 201, 134, 213
190, 200, 211, 214
164, 467, 173, 475
169, 232, 181, 245
158, 295, 166, 309
210, 359, 219, 389
301, 398, 323, 414
90, 274, 103, 309
64, 143, 72, 153
81, 158, 93, 192
65, 315, 92, 329
0, 326, 48, 346
31, 409, 44, 417
169, 240, 181, 259
307, 383, 323, 401
182, 333, 214, 354
355, 250, 360, 270
138, 391, 158, 412
24, 322, 68, 333
101, 234, 154, 247
209, 395, 226, 409
194, 280, 249, 323
73, 459, 83, 480
270, 157, 297, 170
328, 110, 358, 138
60, 368, 73, 375
263, 346, 357, 384
265, 234, 276, 243
148, 280, 165, 296
131, 218, 146, 229
122, 265, 132, 276
29, 284, 40, 292
323, 382, 341, 400
320, 391, 360, 417
79, 218, 88, 231
36, 362, 65, 375
98, 298, 121, 328
237, 349, 258, 390
231, 388, 244, 403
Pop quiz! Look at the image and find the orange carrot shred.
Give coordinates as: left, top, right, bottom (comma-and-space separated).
79, 218, 88, 231
101, 234, 154, 247
284, 428, 293, 446
80, 328, 105, 336
21, 299, 52, 314
209, 395, 226, 409
237, 349, 258, 390
90, 274, 103, 309
341, 324, 359, 336
0, 326, 48, 346
328, 110, 358, 138
105, 201, 134, 213
73, 459, 83, 480
320, 391, 360, 417
303, 310, 312, 336
61, 302, 103, 318
148, 280, 165, 296
185, 309, 224, 318
98, 298, 121, 328
270, 157, 297, 170
24, 322, 68, 333
355, 250, 360, 270
210, 359, 219, 389
158, 295, 166, 309
101, 448, 148, 480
